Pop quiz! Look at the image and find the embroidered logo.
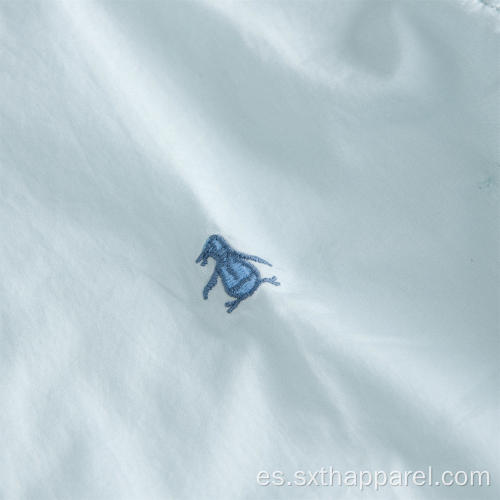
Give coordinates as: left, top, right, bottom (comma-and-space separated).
195, 234, 280, 313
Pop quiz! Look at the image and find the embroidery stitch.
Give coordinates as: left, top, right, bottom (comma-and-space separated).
195, 235, 280, 313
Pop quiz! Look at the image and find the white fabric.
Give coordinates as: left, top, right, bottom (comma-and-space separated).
0, 1, 498, 499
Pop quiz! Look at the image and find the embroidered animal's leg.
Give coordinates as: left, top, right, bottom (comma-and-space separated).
225, 299, 241, 313
203, 271, 218, 299
261, 276, 280, 286
237, 252, 272, 266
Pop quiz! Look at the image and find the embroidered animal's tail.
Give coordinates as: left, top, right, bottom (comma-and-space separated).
261, 276, 280, 286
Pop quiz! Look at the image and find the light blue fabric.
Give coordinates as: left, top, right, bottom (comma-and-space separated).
0, 1, 498, 499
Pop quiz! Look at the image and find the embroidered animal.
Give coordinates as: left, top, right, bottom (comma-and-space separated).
196, 235, 280, 313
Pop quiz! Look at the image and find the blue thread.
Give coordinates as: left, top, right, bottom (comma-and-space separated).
195, 234, 280, 313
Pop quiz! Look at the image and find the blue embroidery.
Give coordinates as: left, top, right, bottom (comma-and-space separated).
196, 234, 280, 313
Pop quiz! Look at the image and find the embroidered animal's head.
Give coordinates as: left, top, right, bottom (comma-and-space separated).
195, 234, 229, 266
